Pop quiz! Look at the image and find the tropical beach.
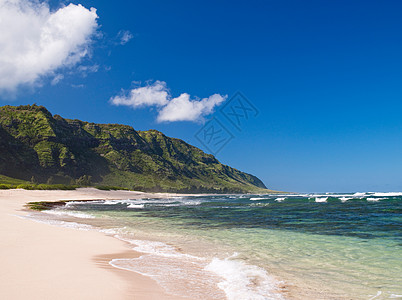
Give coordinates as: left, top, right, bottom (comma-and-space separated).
1, 188, 401, 300
0, 188, 187, 300
1, 0, 402, 299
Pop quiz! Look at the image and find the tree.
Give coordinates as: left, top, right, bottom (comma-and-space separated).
30, 176, 38, 184
76, 175, 92, 186
46, 176, 54, 185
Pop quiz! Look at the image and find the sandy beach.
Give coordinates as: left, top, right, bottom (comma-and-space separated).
0, 188, 187, 300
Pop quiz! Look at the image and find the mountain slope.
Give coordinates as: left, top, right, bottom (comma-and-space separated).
0, 104, 271, 193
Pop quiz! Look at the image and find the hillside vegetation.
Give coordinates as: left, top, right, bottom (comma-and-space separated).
0, 104, 272, 193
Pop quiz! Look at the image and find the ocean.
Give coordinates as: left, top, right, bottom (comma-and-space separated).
29, 192, 402, 300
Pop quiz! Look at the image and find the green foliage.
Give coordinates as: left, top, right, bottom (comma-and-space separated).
37, 184, 77, 190
75, 175, 92, 186
30, 176, 38, 184
15, 184, 77, 190
0, 104, 276, 194
95, 185, 129, 191
46, 176, 54, 185
0, 184, 16, 189
0, 175, 28, 185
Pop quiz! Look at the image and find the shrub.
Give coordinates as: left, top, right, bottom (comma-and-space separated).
95, 185, 129, 191
16, 184, 36, 190
15, 184, 77, 190
36, 184, 77, 190
0, 184, 15, 189
75, 175, 92, 186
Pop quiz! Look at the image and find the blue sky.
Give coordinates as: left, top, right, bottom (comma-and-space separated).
1, 0, 402, 192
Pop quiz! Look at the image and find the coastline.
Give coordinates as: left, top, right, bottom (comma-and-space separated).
0, 188, 188, 300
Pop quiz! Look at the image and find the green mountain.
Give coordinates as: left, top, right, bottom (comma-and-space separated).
0, 104, 272, 193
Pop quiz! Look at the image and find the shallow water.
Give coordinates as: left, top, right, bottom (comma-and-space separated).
33, 193, 402, 299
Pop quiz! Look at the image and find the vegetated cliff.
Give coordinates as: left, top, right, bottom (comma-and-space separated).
0, 104, 270, 193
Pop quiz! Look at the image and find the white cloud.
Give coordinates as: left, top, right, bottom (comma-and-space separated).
118, 30, 133, 45
77, 64, 99, 77
110, 81, 227, 123
51, 74, 64, 85
0, 0, 98, 92
157, 93, 226, 122
110, 81, 169, 108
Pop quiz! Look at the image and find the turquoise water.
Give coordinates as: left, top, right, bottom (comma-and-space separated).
42, 193, 402, 299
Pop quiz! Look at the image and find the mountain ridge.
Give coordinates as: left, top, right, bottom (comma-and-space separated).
0, 104, 273, 193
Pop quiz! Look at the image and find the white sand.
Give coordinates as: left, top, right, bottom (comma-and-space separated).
0, 188, 188, 300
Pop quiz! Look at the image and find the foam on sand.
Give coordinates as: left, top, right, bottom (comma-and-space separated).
19, 213, 93, 231
110, 238, 224, 299
110, 237, 284, 300
205, 256, 284, 300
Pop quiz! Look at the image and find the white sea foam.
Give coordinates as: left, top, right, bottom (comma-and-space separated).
339, 197, 352, 202
250, 197, 269, 201
152, 200, 203, 207
20, 214, 92, 230
99, 228, 122, 235
275, 197, 286, 202
94, 198, 204, 208
103, 200, 119, 205
372, 192, 402, 197
183, 200, 202, 205
353, 192, 367, 197
315, 197, 328, 203
127, 203, 145, 209
110, 255, 227, 299
366, 198, 386, 202
205, 256, 284, 300
129, 239, 184, 257
368, 291, 382, 300
250, 203, 270, 207
90, 199, 142, 206
108, 237, 284, 300
309, 194, 353, 198
115, 237, 201, 260
64, 201, 88, 207
109, 237, 226, 299
43, 210, 95, 219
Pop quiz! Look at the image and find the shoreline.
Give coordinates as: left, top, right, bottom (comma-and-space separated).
0, 188, 189, 300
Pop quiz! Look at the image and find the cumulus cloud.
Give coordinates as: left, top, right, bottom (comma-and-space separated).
0, 0, 98, 92
157, 93, 225, 122
110, 81, 226, 123
117, 30, 133, 45
111, 81, 169, 108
